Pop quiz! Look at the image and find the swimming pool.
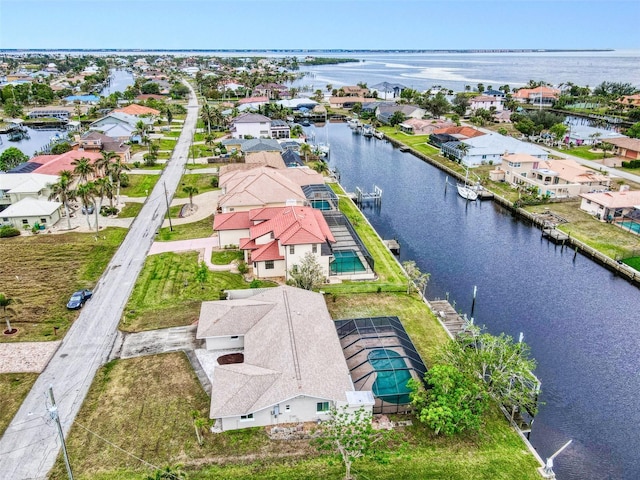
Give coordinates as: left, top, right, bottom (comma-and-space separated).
619, 221, 640, 234
330, 250, 366, 274
310, 199, 332, 210
368, 349, 413, 404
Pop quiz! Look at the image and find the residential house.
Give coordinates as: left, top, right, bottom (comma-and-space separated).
230, 113, 272, 139
328, 97, 378, 109
469, 95, 504, 113
497, 154, 610, 198
339, 86, 370, 97
270, 120, 290, 139
370, 82, 407, 99
221, 138, 284, 155
617, 94, 640, 108
113, 104, 161, 117
0, 173, 59, 211
237, 96, 269, 106
252, 83, 289, 100
196, 286, 372, 432
276, 98, 318, 111
441, 133, 548, 167
564, 124, 624, 146
281, 149, 304, 167
512, 86, 560, 105
238, 206, 336, 279
0, 198, 62, 230
25, 150, 103, 176
376, 104, 426, 125
398, 118, 454, 135
244, 151, 286, 170
484, 89, 506, 98
605, 137, 640, 160
74, 131, 131, 162
580, 187, 640, 221
27, 107, 74, 120
90, 111, 152, 133
429, 126, 485, 148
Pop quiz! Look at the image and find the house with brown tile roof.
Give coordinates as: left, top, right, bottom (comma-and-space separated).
196, 286, 371, 432
339, 86, 370, 97
245, 151, 286, 169
27, 151, 103, 176
580, 187, 640, 221
329, 96, 378, 109
604, 137, 640, 160
399, 118, 454, 135
512, 86, 560, 105
113, 104, 160, 116
617, 94, 640, 108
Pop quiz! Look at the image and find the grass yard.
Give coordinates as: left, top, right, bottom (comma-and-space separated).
119, 175, 160, 197
211, 249, 244, 265
117, 203, 143, 218
326, 183, 406, 294
174, 174, 220, 198
0, 373, 38, 435
562, 145, 612, 161
120, 251, 251, 332
0, 228, 126, 342
156, 215, 214, 242
158, 138, 177, 151
528, 202, 640, 259
49, 353, 540, 480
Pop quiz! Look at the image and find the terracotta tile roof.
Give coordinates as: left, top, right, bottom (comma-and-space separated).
433, 126, 485, 138
513, 86, 560, 99
251, 240, 284, 262
30, 151, 102, 175
248, 206, 335, 245
213, 211, 251, 231
580, 190, 640, 208
238, 96, 269, 105
114, 104, 160, 116
245, 151, 286, 169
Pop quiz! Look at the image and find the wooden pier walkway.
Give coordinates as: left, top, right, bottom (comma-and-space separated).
429, 300, 469, 336
542, 227, 569, 243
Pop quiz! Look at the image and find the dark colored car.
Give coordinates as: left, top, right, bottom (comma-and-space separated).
81, 205, 94, 215
66, 289, 93, 310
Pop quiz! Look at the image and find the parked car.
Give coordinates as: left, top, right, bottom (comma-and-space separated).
81, 205, 94, 215
66, 289, 93, 310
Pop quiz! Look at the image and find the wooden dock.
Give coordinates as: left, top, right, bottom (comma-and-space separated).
429, 300, 469, 337
383, 239, 400, 255
542, 227, 569, 243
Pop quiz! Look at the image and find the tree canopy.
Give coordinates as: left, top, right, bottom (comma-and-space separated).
0, 147, 28, 171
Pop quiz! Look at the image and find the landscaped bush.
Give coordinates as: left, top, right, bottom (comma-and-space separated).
0, 225, 20, 237
622, 160, 640, 169
119, 172, 130, 188
210, 176, 219, 188
100, 206, 118, 216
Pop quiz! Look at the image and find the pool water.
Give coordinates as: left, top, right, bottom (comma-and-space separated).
310, 199, 332, 210
330, 250, 366, 274
619, 221, 640, 234
368, 349, 413, 404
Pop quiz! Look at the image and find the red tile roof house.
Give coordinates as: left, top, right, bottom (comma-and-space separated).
27, 150, 103, 176
215, 206, 335, 280
512, 86, 560, 106
113, 104, 160, 117
580, 187, 640, 222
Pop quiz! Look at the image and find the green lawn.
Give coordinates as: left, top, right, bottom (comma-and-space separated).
120, 251, 252, 332
0, 373, 38, 435
49, 352, 540, 480
164, 131, 181, 138
156, 215, 214, 242
117, 203, 143, 218
561, 145, 612, 161
211, 249, 244, 265
158, 138, 177, 151
527, 202, 640, 259
174, 174, 220, 198
0, 228, 126, 342
120, 175, 160, 197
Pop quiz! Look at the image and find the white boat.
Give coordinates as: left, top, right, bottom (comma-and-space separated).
315, 142, 330, 157
374, 130, 384, 139
347, 118, 361, 129
362, 124, 374, 137
457, 168, 479, 201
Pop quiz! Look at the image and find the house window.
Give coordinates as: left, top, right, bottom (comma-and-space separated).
231, 335, 239, 339
265, 260, 274, 269
240, 413, 254, 421
317, 402, 330, 412
586, 200, 592, 204
2, 218, 8, 222
289, 245, 295, 254
312, 244, 317, 254
285, 405, 291, 412
270, 232, 274, 239
40, 218, 47, 224
22, 219, 28, 225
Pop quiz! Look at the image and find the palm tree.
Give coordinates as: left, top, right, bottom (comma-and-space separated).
200, 103, 214, 135
74, 181, 96, 229
590, 131, 602, 148
71, 156, 96, 183
48, 170, 76, 230
183, 185, 199, 208
456, 143, 470, 164
134, 120, 150, 145
107, 156, 131, 205
94, 176, 114, 224
96, 151, 117, 178
601, 142, 613, 159
299, 143, 312, 162
0, 293, 20, 334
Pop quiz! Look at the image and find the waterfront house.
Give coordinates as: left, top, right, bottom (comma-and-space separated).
244, 151, 287, 170
376, 104, 426, 125
603, 137, 640, 160
441, 133, 548, 167
370, 82, 407, 99
252, 83, 289, 99
230, 113, 272, 139
75, 131, 131, 162
512, 86, 560, 105
469, 95, 504, 113
484, 89, 506, 98
270, 120, 290, 139
579, 187, 640, 221
113, 104, 161, 117
238, 206, 335, 279
398, 118, 454, 135
197, 286, 372, 432
564, 124, 624, 146
617, 94, 640, 108
328, 97, 378, 109
90, 112, 152, 132
26, 150, 103, 176
497, 154, 610, 198
27, 107, 74, 121
221, 138, 283, 155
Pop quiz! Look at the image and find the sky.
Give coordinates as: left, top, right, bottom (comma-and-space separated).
0, 0, 639, 51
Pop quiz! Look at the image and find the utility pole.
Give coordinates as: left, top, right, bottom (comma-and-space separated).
48, 386, 74, 480
163, 181, 173, 232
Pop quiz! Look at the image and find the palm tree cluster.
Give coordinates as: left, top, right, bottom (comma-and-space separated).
48, 151, 130, 232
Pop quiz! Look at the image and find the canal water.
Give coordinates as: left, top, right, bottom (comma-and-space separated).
316, 122, 640, 480
100, 68, 134, 96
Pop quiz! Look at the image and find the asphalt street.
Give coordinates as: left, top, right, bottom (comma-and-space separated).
0, 81, 199, 479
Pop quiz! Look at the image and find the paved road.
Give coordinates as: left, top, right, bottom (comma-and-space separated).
0, 80, 199, 479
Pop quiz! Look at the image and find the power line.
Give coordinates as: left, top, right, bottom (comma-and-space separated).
73, 422, 184, 479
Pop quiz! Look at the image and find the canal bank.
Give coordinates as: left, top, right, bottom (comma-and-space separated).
319, 122, 640, 480
382, 131, 640, 287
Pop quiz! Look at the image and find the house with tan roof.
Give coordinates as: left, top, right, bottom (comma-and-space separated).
604, 137, 640, 161
113, 104, 160, 117
329, 97, 378, 109
74, 131, 131, 162
617, 94, 640, 108
26, 151, 103, 176
245, 151, 286, 169
496, 154, 610, 198
398, 118, 454, 135
580, 187, 640, 221
469, 95, 504, 112
339, 86, 370, 97
196, 286, 372, 432
512, 86, 560, 105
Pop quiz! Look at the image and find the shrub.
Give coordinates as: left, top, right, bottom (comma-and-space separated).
249, 279, 261, 288
119, 172, 130, 188
237, 260, 249, 275
133, 161, 141, 168
210, 176, 219, 188
0, 225, 20, 238
100, 206, 118, 216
